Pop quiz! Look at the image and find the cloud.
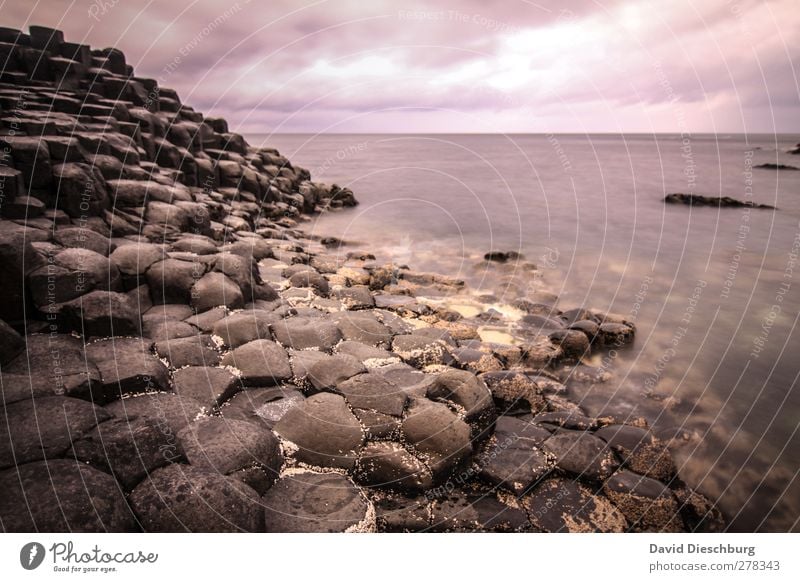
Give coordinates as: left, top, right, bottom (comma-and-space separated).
3, 0, 798, 132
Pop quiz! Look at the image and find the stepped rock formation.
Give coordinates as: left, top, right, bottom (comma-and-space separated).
0, 26, 723, 533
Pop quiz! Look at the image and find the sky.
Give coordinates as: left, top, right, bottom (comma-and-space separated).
2, 0, 799, 133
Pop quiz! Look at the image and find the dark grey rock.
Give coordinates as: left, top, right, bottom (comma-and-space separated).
211, 310, 277, 348
270, 316, 342, 351
335, 372, 407, 416
220, 339, 291, 386
0, 459, 136, 532
543, 431, 618, 481
274, 392, 364, 469
172, 366, 241, 409
154, 334, 221, 368
190, 271, 244, 312
262, 471, 370, 532
0, 396, 111, 469
85, 337, 169, 398
70, 416, 185, 490
523, 477, 628, 532
401, 398, 472, 478
603, 470, 682, 531
306, 353, 365, 391
129, 464, 264, 532
356, 441, 432, 492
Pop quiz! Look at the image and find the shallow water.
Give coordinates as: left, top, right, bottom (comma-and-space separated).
250, 132, 800, 532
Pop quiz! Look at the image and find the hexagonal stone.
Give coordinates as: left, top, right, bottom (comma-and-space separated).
401, 398, 472, 477
211, 310, 278, 348
85, 337, 169, 398
274, 392, 364, 470
219, 387, 304, 428
52, 290, 142, 337
479, 370, 547, 415
335, 372, 407, 416
270, 316, 342, 351
172, 366, 241, 409
155, 334, 221, 368
355, 441, 432, 492
543, 431, 618, 481
0, 396, 111, 469
262, 471, 370, 532
220, 339, 291, 386
430, 494, 531, 532
177, 417, 282, 479
129, 464, 263, 532
331, 311, 392, 346
306, 353, 365, 391
603, 470, 682, 532
595, 424, 676, 482
105, 392, 204, 435
70, 416, 185, 490
191, 271, 244, 312
522, 477, 628, 532
0, 459, 136, 532
427, 369, 494, 429
146, 258, 202, 304
53, 227, 112, 256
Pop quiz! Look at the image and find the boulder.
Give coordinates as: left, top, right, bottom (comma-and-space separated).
84, 337, 169, 399
211, 310, 278, 348
146, 258, 202, 304
154, 334, 221, 368
355, 441, 432, 492
190, 271, 244, 312
172, 366, 241, 409
543, 431, 618, 481
335, 372, 407, 416
270, 316, 342, 351
603, 470, 682, 531
426, 369, 494, 430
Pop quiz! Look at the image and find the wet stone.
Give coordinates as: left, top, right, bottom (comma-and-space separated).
522, 477, 628, 532
543, 431, 619, 481
603, 470, 683, 532
401, 398, 472, 478
480, 370, 547, 415
355, 441, 433, 492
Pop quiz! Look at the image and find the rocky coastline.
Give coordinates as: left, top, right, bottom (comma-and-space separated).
0, 26, 724, 533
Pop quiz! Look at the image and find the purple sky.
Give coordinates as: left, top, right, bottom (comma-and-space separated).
4, 0, 799, 133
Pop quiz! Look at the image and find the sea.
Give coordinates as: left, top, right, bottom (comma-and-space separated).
247, 132, 800, 532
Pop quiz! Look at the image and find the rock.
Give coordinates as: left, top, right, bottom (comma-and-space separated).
289, 270, 329, 296
595, 424, 676, 481
353, 409, 401, 439
603, 470, 682, 531
543, 431, 618, 481
109, 242, 165, 281
53, 226, 111, 255
1, 334, 102, 401
1, 195, 46, 219
262, 471, 371, 532
143, 319, 198, 341
479, 432, 553, 495
375, 495, 431, 532
129, 464, 264, 532
597, 322, 635, 347
211, 310, 277, 348
484, 251, 521, 263
0, 318, 24, 365
0, 396, 111, 469
0, 227, 45, 323
270, 316, 342, 351
663, 193, 774, 209
523, 477, 628, 532
401, 398, 472, 478
146, 258, 202, 304
70, 416, 185, 490
190, 271, 244, 312
51, 290, 141, 336
52, 163, 108, 216
331, 285, 374, 309
177, 417, 282, 480
429, 494, 531, 532
754, 163, 798, 170
335, 372, 407, 416
0, 459, 136, 532
219, 386, 304, 428
534, 410, 598, 431
426, 369, 494, 430
392, 330, 454, 367
220, 339, 291, 386
673, 486, 726, 532
356, 441, 433, 492
172, 366, 241, 409
105, 393, 204, 435
85, 337, 169, 399
479, 370, 546, 415
549, 329, 591, 359
306, 353, 365, 391
29, 247, 121, 307
332, 311, 393, 346
274, 392, 364, 469
155, 334, 221, 368
336, 340, 399, 366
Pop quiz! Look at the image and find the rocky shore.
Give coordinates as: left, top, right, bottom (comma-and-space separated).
0, 26, 724, 533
